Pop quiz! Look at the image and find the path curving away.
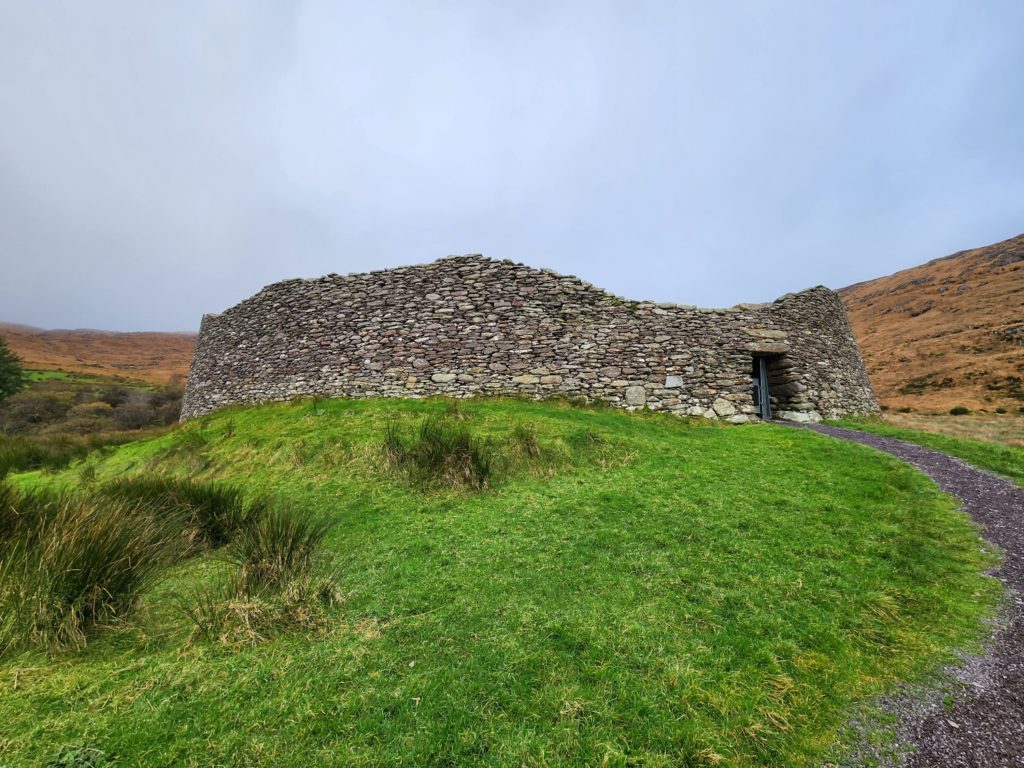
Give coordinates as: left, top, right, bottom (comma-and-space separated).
788, 423, 1024, 767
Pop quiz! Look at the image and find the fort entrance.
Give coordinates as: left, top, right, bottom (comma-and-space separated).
752, 355, 773, 420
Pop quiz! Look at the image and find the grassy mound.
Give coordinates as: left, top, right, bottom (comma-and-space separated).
0, 397, 1001, 767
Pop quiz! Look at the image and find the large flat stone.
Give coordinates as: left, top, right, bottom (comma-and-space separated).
746, 341, 791, 354
625, 385, 647, 405
712, 398, 737, 417
511, 374, 540, 385
743, 327, 788, 340
776, 410, 822, 423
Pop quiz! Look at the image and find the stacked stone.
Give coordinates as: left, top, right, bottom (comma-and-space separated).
181, 256, 879, 422
763, 287, 880, 421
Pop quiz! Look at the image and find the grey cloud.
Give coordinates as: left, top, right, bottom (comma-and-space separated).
1, 0, 1022, 330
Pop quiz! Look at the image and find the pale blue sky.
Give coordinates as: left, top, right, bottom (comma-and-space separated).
1, 1, 1022, 331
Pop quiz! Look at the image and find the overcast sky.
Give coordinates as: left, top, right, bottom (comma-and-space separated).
1, 1, 1022, 331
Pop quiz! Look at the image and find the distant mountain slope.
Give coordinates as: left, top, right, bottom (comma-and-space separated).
839, 234, 1024, 413
0, 323, 196, 385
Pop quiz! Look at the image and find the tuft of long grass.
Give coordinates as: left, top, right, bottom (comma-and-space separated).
177, 501, 339, 646
0, 480, 20, 542
508, 423, 542, 459
385, 416, 494, 491
179, 570, 341, 648
225, 500, 336, 593
100, 476, 249, 549
0, 488, 187, 654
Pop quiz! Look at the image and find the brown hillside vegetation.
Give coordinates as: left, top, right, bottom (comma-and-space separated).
0, 323, 195, 385
839, 233, 1024, 413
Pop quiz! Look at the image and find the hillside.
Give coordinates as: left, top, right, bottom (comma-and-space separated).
839, 234, 1024, 413
0, 323, 195, 385
0, 398, 998, 767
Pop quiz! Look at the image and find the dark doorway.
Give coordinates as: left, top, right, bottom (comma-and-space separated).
751, 356, 772, 420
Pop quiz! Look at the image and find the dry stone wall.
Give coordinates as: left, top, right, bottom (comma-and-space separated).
181, 256, 879, 422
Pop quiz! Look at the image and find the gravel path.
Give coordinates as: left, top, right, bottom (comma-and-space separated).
789, 423, 1024, 767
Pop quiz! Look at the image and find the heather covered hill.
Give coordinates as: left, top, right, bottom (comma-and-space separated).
0, 323, 195, 385
839, 234, 1024, 413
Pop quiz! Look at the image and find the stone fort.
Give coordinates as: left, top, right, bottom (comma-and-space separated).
181, 255, 879, 422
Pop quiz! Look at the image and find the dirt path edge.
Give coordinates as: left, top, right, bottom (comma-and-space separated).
786, 423, 1024, 767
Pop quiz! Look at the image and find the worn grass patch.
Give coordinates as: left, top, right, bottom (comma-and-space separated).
0, 397, 1002, 767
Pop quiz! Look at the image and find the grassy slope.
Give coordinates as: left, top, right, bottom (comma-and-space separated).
833, 418, 1024, 488
838, 232, 1024, 413
879, 412, 1024, 449
0, 398, 1001, 767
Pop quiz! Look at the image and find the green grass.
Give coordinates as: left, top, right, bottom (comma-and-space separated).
1, 477, 327, 657
24, 370, 75, 382
0, 397, 1002, 767
23, 370, 114, 385
832, 418, 1024, 487
0, 433, 147, 478
0, 488, 189, 655
98, 476, 250, 549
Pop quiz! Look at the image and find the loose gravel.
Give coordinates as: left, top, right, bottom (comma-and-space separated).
789, 423, 1024, 767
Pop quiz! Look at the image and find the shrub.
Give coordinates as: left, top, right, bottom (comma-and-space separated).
56, 402, 116, 435
385, 417, 494, 491
0, 336, 26, 402
0, 389, 75, 433
0, 489, 187, 654
99, 386, 132, 409
150, 379, 186, 425
114, 403, 157, 431
949, 406, 970, 416
100, 476, 248, 549
995, 407, 1008, 414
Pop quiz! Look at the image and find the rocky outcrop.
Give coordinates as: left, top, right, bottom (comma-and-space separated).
181, 256, 879, 422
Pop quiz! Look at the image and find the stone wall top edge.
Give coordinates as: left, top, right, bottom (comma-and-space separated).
204, 255, 841, 321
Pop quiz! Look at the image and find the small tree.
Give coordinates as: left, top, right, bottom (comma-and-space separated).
0, 336, 27, 402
